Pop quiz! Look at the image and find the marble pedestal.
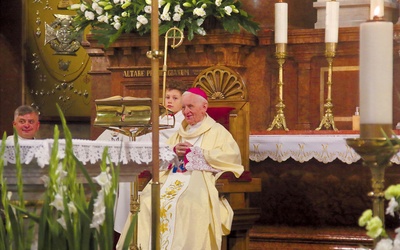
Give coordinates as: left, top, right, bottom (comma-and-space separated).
314, 0, 398, 28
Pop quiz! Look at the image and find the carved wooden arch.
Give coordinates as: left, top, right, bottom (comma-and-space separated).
192, 66, 248, 101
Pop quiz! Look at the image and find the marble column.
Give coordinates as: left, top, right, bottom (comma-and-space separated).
314, 0, 398, 28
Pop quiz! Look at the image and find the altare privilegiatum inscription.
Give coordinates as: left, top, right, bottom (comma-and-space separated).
122, 68, 203, 78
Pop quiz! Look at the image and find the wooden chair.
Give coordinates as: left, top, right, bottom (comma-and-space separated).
193, 65, 261, 250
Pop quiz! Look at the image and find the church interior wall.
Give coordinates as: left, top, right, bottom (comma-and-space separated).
2, 0, 400, 248
0, 0, 23, 137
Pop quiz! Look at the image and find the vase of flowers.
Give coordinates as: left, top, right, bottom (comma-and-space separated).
69, 0, 260, 48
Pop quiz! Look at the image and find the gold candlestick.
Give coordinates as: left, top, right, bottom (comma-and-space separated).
129, 177, 141, 250
346, 137, 400, 246
316, 42, 338, 131
268, 43, 289, 131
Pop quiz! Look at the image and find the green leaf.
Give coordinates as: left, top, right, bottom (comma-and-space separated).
69, 0, 261, 47
122, 213, 139, 250
238, 18, 260, 35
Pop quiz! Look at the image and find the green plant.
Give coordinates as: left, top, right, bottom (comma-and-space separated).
357, 188, 399, 250
0, 104, 136, 249
69, 0, 260, 48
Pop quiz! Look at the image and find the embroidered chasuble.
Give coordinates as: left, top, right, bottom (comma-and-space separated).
117, 114, 243, 250
111, 111, 184, 234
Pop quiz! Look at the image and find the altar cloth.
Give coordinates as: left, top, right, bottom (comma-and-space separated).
3, 139, 175, 184
3, 139, 174, 167
249, 134, 400, 164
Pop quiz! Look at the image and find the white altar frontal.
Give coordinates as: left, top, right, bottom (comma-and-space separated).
249, 134, 400, 164
3, 139, 175, 185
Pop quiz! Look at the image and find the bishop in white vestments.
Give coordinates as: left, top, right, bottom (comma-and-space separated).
117, 87, 244, 250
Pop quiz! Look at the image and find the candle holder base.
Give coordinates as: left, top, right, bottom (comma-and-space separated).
316, 103, 338, 131
268, 43, 289, 131
267, 109, 289, 131
346, 138, 400, 246
316, 43, 337, 131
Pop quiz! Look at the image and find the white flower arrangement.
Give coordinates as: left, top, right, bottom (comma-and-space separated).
69, 0, 260, 48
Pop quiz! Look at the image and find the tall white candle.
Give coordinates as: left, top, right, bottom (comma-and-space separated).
325, 1, 340, 43
370, 0, 384, 19
359, 20, 393, 126
275, 2, 288, 44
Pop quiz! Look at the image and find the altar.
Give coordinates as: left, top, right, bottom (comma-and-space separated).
249, 133, 400, 164
3, 139, 175, 200
4, 139, 174, 164
248, 132, 400, 249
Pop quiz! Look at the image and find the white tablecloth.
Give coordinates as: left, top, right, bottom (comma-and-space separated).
249, 134, 400, 164
3, 139, 175, 168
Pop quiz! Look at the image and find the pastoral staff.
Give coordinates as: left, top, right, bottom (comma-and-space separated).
112, 81, 187, 240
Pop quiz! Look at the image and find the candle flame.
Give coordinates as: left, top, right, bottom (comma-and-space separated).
374, 6, 381, 17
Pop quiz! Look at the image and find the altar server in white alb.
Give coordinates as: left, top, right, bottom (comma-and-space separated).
117, 87, 244, 250
112, 80, 187, 237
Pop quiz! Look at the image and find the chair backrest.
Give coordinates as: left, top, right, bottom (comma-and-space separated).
192, 65, 250, 169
